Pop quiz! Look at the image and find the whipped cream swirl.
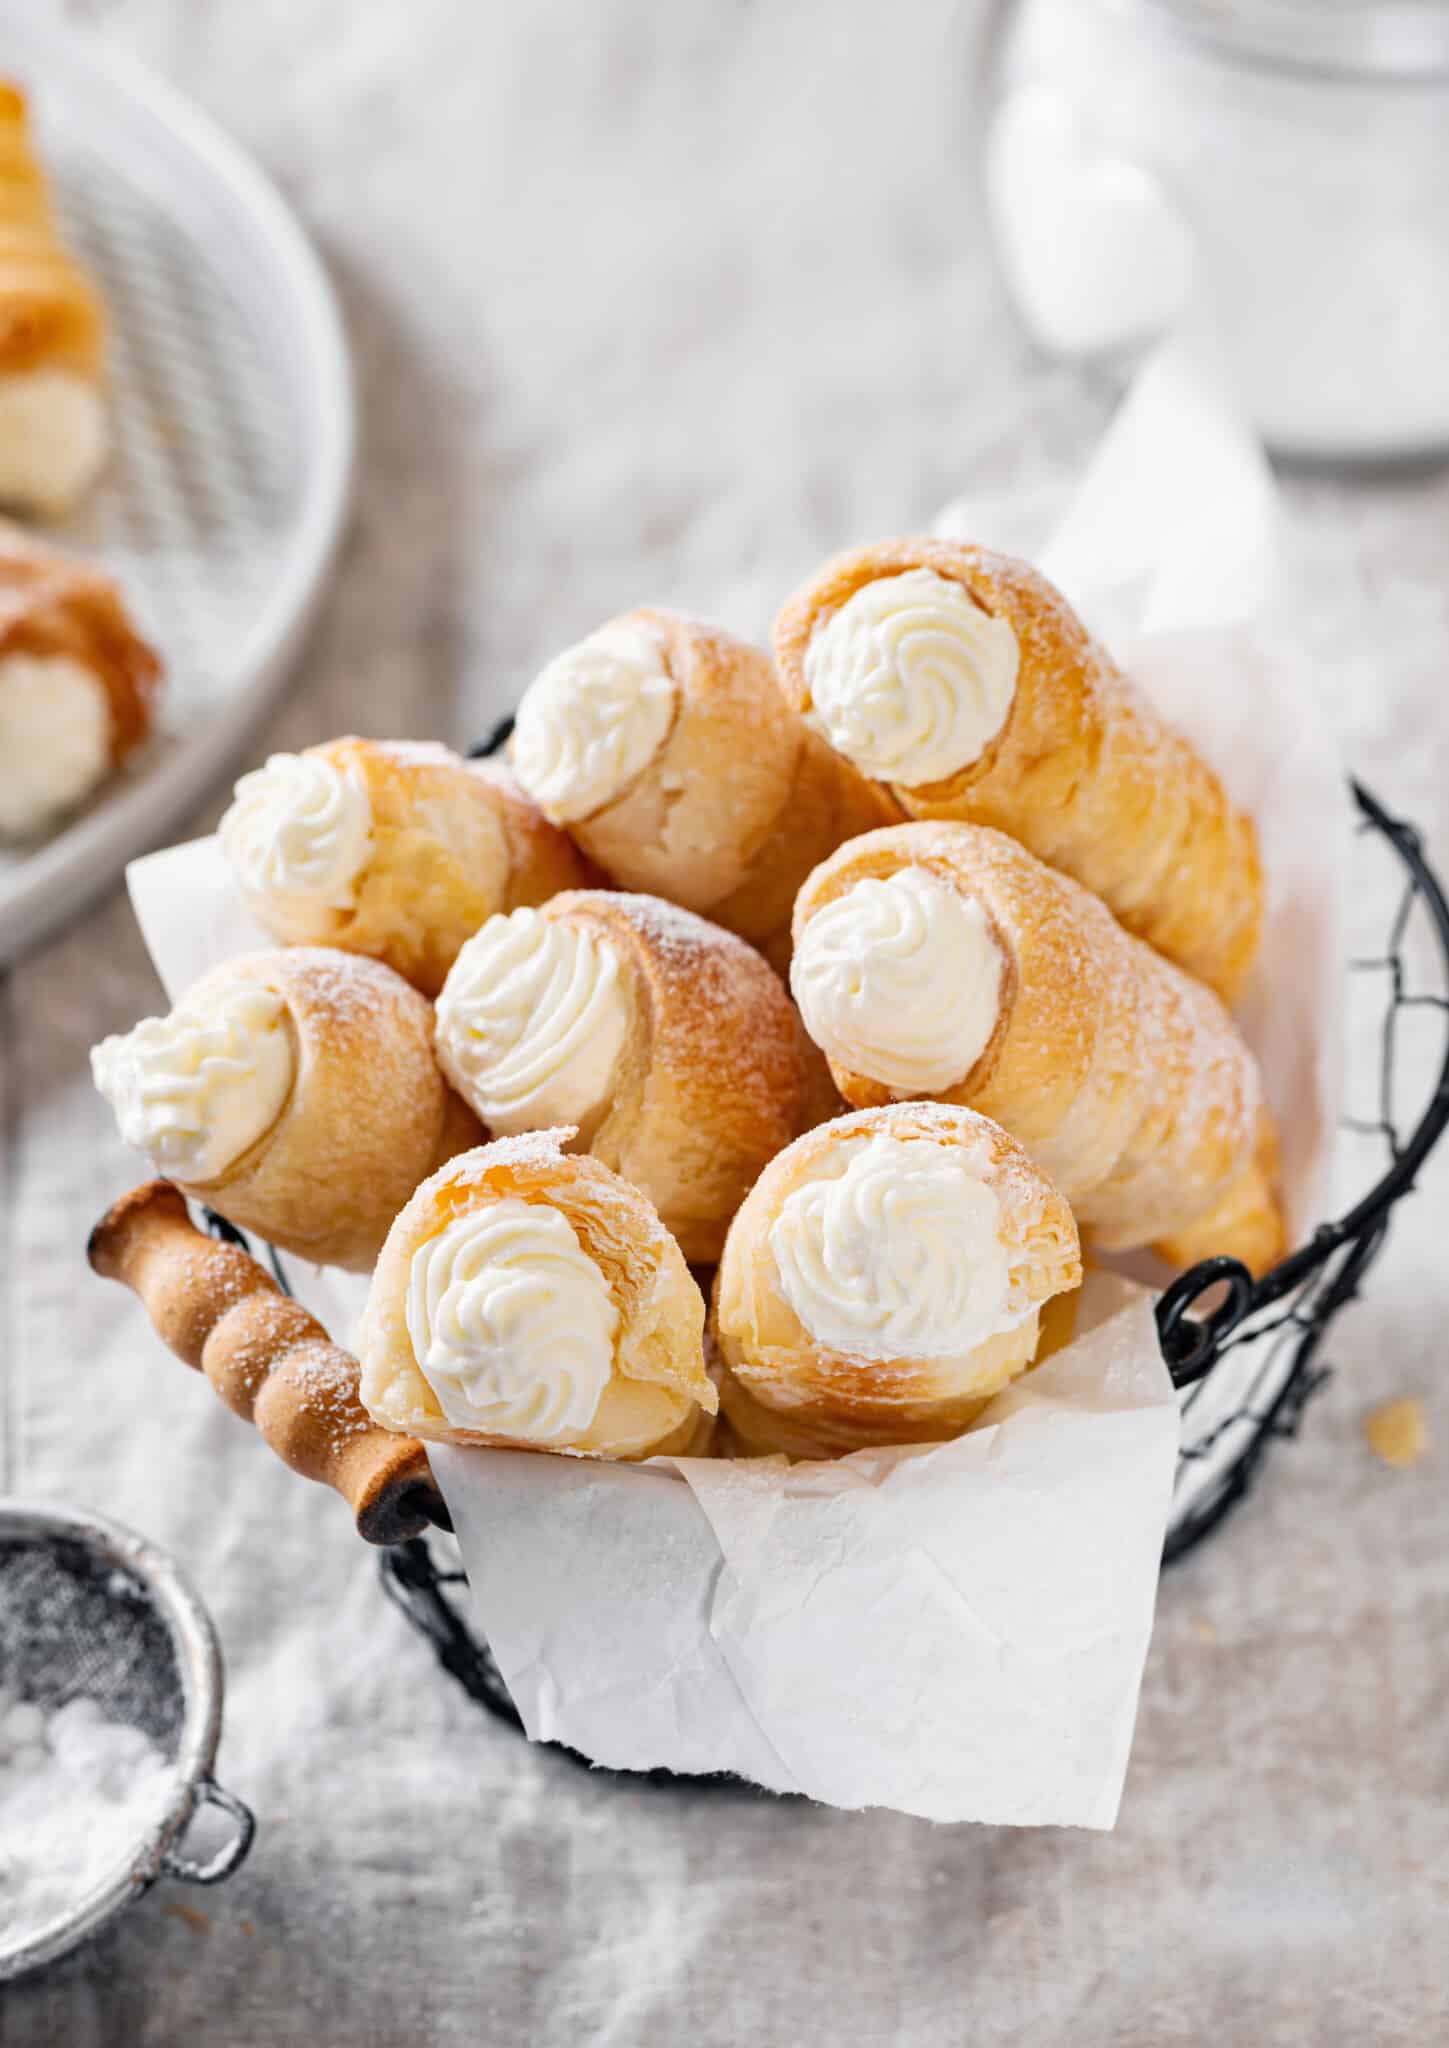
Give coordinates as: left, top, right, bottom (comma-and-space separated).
91, 982, 293, 1184
435, 908, 629, 1137
770, 1133, 1014, 1361
791, 867, 1003, 1093
511, 621, 676, 822
406, 1199, 618, 1440
0, 654, 111, 839
803, 568, 1019, 786
219, 752, 373, 933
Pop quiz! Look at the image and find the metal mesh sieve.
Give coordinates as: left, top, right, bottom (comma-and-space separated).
0, 1507, 253, 1982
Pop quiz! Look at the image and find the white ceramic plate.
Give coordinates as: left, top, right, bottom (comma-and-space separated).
0, 7, 354, 964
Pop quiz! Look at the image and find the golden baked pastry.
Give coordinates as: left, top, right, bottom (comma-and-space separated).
91, 947, 483, 1271
508, 607, 899, 969
0, 522, 161, 837
791, 820, 1285, 1274
0, 81, 108, 514
360, 1130, 717, 1460
433, 889, 838, 1263
773, 537, 1263, 1003
711, 1102, 1081, 1458
219, 737, 592, 997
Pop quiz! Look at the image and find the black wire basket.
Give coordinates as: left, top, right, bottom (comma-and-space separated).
222, 763, 1449, 1770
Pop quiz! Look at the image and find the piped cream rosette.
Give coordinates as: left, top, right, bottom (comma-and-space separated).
791, 820, 1285, 1274
91, 947, 482, 1271
433, 890, 838, 1264
509, 608, 899, 969
360, 1131, 717, 1460
219, 737, 591, 997
711, 1102, 1081, 1459
0, 526, 161, 839
773, 537, 1263, 1003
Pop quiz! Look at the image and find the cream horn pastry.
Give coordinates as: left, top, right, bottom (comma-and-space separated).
91, 947, 483, 1271
773, 537, 1263, 1003
711, 1102, 1081, 1459
0, 523, 161, 837
0, 83, 109, 515
508, 608, 899, 970
791, 821, 1286, 1274
219, 737, 593, 997
360, 1131, 717, 1459
433, 890, 835, 1263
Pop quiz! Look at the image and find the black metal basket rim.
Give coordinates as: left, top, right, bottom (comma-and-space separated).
1156, 779, 1449, 1382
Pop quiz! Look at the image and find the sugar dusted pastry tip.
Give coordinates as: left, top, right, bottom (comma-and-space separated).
774, 537, 1262, 1003
88, 1180, 440, 1543
0, 81, 109, 516
712, 1101, 1081, 1459
91, 947, 483, 1271
509, 607, 898, 968
218, 736, 590, 996
360, 1130, 716, 1461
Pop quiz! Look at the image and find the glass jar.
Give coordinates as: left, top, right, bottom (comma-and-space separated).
983, 0, 1449, 461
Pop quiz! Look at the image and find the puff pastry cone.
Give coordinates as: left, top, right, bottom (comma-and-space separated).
507, 607, 900, 970
91, 947, 483, 1271
218, 736, 594, 998
773, 537, 1263, 1004
711, 1102, 1082, 1460
0, 523, 161, 838
359, 1131, 718, 1461
790, 821, 1287, 1275
433, 889, 840, 1265
0, 82, 109, 515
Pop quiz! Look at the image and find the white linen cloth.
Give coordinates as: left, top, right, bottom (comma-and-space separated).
5, 0, 1448, 2039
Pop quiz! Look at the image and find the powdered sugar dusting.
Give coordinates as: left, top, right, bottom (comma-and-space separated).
0, 1693, 175, 1950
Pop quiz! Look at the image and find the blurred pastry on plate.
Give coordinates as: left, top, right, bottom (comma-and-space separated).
360, 1130, 717, 1460
90, 946, 482, 1271
711, 1101, 1081, 1459
0, 81, 109, 517
508, 607, 898, 969
773, 537, 1263, 1003
433, 890, 840, 1263
0, 522, 161, 838
791, 819, 1285, 1274
218, 737, 591, 998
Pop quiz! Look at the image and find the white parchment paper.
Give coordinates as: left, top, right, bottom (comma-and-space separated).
122, 348, 1343, 1826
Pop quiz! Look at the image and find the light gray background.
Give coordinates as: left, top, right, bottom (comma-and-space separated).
4, 3, 1447, 2042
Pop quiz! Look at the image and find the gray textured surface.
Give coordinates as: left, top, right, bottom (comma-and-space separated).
3, 2, 1447, 2041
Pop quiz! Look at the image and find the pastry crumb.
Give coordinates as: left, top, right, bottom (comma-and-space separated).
163, 1901, 211, 1935
1192, 1615, 1217, 1645
1363, 1397, 1429, 1469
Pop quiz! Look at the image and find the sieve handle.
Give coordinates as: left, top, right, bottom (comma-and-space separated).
161, 1778, 256, 1886
89, 1181, 446, 1544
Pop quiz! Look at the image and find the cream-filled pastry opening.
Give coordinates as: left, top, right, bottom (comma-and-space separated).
0, 371, 108, 515
220, 752, 373, 936
803, 567, 1019, 786
769, 1132, 1020, 1362
90, 981, 294, 1185
792, 866, 1004, 1094
511, 621, 676, 822
405, 1198, 618, 1441
0, 652, 111, 838
435, 908, 629, 1138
